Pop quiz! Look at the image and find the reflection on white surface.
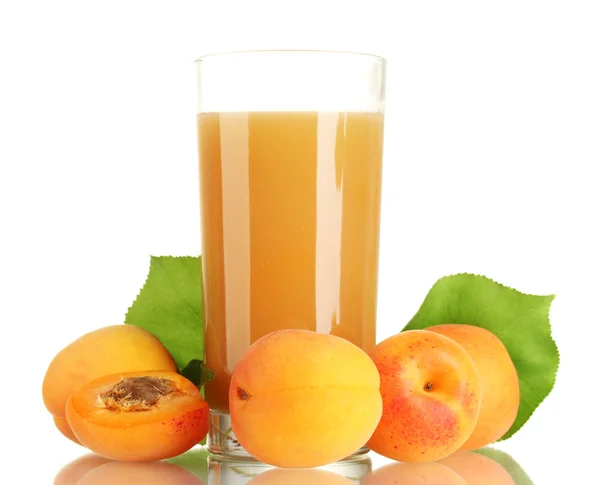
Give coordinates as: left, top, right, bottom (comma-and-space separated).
73, 461, 204, 485
362, 448, 530, 485
51, 446, 533, 485
207, 454, 371, 485
53, 448, 209, 485
53, 454, 111, 485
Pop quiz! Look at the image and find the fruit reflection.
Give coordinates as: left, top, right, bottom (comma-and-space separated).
249, 467, 356, 485
53, 453, 111, 485
76, 461, 204, 485
361, 448, 527, 485
439, 451, 515, 485
361, 461, 467, 485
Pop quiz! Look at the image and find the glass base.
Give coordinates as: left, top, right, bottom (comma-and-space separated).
207, 409, 371, 461
208, 452, 372, 485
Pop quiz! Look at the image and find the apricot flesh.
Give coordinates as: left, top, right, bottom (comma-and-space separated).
66, 370, 208, 461
43, 325, 177, 420
439, 451, 515, 485
360, 462, 467, 485
367, 330, 481, 462
427, 324, 520, 450
77, 461, 204, 485
229, 329, 382, 468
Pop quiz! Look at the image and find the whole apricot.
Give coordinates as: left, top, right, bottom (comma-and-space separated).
77, 461, 204, 485
367, 330, 481, 462
43, 324, 176, 439
360, 462, 467, 485
427, 324, 520, 450
53, 453, 111, 485
229, 329, 382, 468
66, 370, 209, 461
439, 451, 515, 485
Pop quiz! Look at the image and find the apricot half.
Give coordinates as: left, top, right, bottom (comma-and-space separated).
43, 325, 177, 420
367, 330, 481, 462
65, 370, 209, 461
427, 324, 520, 450
229, 329, 382, 468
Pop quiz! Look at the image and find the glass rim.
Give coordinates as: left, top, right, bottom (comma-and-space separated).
194, 49, 386, 65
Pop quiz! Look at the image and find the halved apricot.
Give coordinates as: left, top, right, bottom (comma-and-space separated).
65, 370, 209, 461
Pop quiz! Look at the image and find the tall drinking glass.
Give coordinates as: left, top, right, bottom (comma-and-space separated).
195, 50, 386, 458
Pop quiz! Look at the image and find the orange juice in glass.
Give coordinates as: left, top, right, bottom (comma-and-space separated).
195, 50, 386, 458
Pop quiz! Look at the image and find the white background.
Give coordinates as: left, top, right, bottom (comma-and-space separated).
1, 0, 599, 483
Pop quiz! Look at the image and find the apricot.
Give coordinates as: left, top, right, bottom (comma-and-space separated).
250, 467, 355, 485
77, 461, 204, 485
439, 451, 515, 485
43, 325, 176, 420
53, 416, 81, 445
427, 324, 520, 450
229, 329, 382, 468
367, 330, 481, 462
66, 370, 209, 461
53, 453, 111, 485
360, 462, 467, 485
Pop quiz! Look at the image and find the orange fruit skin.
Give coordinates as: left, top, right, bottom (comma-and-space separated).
53, 416, 81, 445
427, 324, 520, 450
229, 329, 382, 468
367, 330, 481, 462
66, 370, 208, 462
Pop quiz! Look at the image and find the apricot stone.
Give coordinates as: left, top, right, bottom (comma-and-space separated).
439, 451, 516, 485
367, 330, 481, 462
361, 462, 467, 485
229, 329, 382, 468
77, 461, 204, 485
427, 324, 520, 450
43, 325, 176, 421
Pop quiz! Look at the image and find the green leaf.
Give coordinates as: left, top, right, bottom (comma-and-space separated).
476, 447, 535, 485
180, 359, 215, 388
125, 256, 204, 371
402, 273, 558, 441
166, 447, 210, 482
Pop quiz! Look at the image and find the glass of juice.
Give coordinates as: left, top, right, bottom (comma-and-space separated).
195, 50, 386, 458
